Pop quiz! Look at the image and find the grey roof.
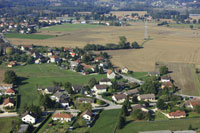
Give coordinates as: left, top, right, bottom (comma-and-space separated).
125, 89, 139, 95
139, 94, 155, 100
76, 97, 94, 103
18, 124, 29, 133
95, 85, 107, 90
59, 96, 70, 103
46, 86, 60, 93
53, 91, 63, 98
139, 130, 171, 133
100, 78, 111, 82
72, 85, 84, 92
132, 104, 144, 110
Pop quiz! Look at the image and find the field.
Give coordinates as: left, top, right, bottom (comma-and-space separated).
0, 69, 5, 83
157, 62, 200, 96
169, 23, 200, 29
0, 117, 18, 133
1, 64, 106, 112
117, 118, 200, 133
5, 22, 200, 72
90, 109, 121, 133
5, 33, 56, 40
127, 72, 150, 81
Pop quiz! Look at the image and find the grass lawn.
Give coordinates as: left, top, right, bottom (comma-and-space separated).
5, 64, 106, 112
154, 111, 168, 121
128, 72, 150, 81
90, 109, 121, 133
41, 23, 101, 32
0, 117, 18, 133
5, 33, 56, 40
117, 118, 200, 133
168, 23, 200, 29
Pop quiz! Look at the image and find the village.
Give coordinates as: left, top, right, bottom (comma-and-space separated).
0, 35, 200, 133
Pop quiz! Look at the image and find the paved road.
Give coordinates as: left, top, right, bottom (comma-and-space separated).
174, 93, 200, 99
94, 95, 122, 110
118, 73, 144, 85
0, 112, 18, 117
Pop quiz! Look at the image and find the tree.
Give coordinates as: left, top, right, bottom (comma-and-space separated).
194, 106, 200, 114
193, 19, 197, 24
27, 56, 34, 64
3, 70, 17, 84
6, 47, 13, 55
111, 80, 118, 91
39, 95, 56, 110
117, 116, 126, 129
88, 78, 96, 88
119, 36, 128, 48
188, 124, 193, 130
99, 67, 104, 74
95, 65, 99, 73
132, 41, 140, 49
157, 99, 168, 110
159, 66, 168, 75
190, 25, 194, 29
121, 104, 128, 116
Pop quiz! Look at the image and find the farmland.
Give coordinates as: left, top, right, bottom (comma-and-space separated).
0, 69, 5, 83
90, 109, 121, 133
117, 118, 200, 133
156, 62, 200, 96
5, 33, 56, 40
1, 64, 106, 112
5, 22, 200, 72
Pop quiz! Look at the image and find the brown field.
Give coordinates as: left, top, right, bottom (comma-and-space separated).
109, 11, 147, 16
156, 62, 200, 96
6, 22, 200, 72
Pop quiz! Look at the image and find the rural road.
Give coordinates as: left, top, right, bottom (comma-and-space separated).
0, 112, 18, 117
118, 73, 144, 85
174, 93, 200, 99
94, 95, 122, 110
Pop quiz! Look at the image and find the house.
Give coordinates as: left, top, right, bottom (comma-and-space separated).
112, 93, 127, 103
21, 112, 37, 124
70, 52, 76, 57
50, 91, 63, 102
35, 58, 42, 64
32, 52, 40, 59
148, 72, 160, 77
121, 67, 129, 74
21, 45, 33, 51
76, 97, 94, 104
8, 61, 17, 68
59, 95, 70, 107
50, 55, 60, 63
167, 110, 186, 119
107, 70, 116, 79
47, 52, 53, 57
72, 85, 84, 93
3, 97, 15, 108
185, 98, 200, 109
81, 63, 95, 72
52, 113, 73, 123
124, 89, 139, 96
93, 85, 108, 95
132, 104, 149, 112
117, 82, 126, 90
94, 56, 104, 62
81, 110, 93, 121
137, 94, 156, 102
99, 78, 112, 86
4, 88, 15, 95
0, 83, 13, 90
43, 86, 61, 94
161, 76, 171, 83
161, 81, 173, 89
69, 61, 79, 70
18, 124, 29, 133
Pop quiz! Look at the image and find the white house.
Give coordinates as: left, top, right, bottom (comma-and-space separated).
93, 85, 107, 95
112, 93, 127, 103
81, 110, 93, 121
21, 112, 37, 124
35, 58, 41, 64
50, 55, 60, 63
52, 113, 73, 123
137, 94, 156, 102
107, 70, 116, 79
161, 76, 171, 83
99, 78, 112, 86
121, 67, 129, 74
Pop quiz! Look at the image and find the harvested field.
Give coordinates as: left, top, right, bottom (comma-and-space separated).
157, 62, 200, 96
6, 22, 200, 72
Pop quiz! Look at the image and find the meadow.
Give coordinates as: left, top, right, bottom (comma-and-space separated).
117, 118, 200, 133
5, 33, 56, 40
1, 64, 106, 112
0, 117, 18, 133
90, 109, 121, 133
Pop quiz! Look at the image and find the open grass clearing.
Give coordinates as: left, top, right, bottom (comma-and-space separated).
90, 109, 121, 133
117, 118, 200, 133
127, 72, 150, 81
5, 33, 56, 40
0, 117, 18, 133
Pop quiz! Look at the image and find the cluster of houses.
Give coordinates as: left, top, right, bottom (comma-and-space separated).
0, 83, 16, 110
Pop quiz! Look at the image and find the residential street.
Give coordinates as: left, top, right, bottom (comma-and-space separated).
0, 112, 18, 117
117, 73, 144, 85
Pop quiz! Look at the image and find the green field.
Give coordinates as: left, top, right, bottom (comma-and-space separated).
90, 109, 121, 133
5, 33, 56, 40
41, 23, 101, 32
127, 72, 150, 81
117, 118, 200, 133
0, 117, 18, 133
169, 23, 200, 29
6, 64, 106, 112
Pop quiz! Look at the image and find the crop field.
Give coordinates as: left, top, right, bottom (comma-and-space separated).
157, 62, 200, 96
5, 33, 56, 40
1, 64, 106, 112
6, 22, 200, 72
117, 118, 200, 133
90, 109, 121, 133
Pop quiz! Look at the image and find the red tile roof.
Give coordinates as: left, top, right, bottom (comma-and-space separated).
169, 110, 186, 117
95, 56, 104, 61
5, 88, 15, 94
3, 97, 15, 105
107, 69, 112, 75
52, 113, 73, 119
